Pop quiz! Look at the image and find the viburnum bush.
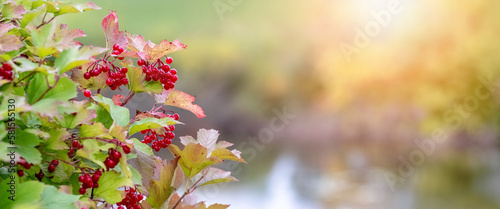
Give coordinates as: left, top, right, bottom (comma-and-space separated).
0, 1, 245, 209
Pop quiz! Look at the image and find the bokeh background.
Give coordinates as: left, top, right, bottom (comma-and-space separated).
63, 0, 500, 208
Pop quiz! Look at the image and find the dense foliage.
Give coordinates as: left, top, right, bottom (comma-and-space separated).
0, 0, 245, 208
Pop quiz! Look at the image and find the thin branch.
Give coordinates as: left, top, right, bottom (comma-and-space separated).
33, 75, 59, 104
173, 175, 205, 209
14, 71, 36, 86
121, 92, 135, 106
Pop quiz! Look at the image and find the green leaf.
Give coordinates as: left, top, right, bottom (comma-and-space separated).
76, 139, 111, 169
0, 180, 44, 209
144, 81, 163, 94
211, 148, 246, 163
147, 160, 177, 208
55, 46, 107, 74
128, 138, 156, 188
16, 129, 42, 164
53, 1, 101, 16
31, 22, 58, 58
94, 171, 133, 204
44, 129, 70, 150
26, 73, 77, 104
168, 144, 222, 178
92, 95, 130, 127
20, 5, 46, 28
129, 165, 143, 186
79, 123, 108, 138
40, 185, 80, 209
129, 117, 177, 135
125, 64, 146, 93
55, 100, 96, 128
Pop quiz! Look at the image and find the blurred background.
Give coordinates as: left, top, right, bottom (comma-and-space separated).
62, 0, 500, 208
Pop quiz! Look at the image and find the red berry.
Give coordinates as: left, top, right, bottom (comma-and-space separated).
83, 72, 91, 79
173, 113, 180, 120
102, 65, 110, 72
91, 69, 100, 76
106, 77, 114, 86
83, 90, 91, 97
93, 183, 99, 188
145, 75, 152, 81
51, 159, 59, 166
170, 69, 177, 75
165, 57, 173, 64
161, 65, 170, 72
79, 188, 86, 195
2, 63, 12, 71
48, 164, 56, 173
118, 206, 125, 209
121, 78, 129, 85
112, 150, 122, 160
120, 67, 128, 74
171, 75, 178, 82
140, 129, 149, 134
137, 59, 146, 66
118, 57, 124, 60
113, 44, 121, 51
68, 148, 75, 157
72, 140, 81, 148
17, 170, 24, 177
79, 175, 85, 182
153, 75, 160, 81
122, 145, 131, 154
92, 174, 100, 183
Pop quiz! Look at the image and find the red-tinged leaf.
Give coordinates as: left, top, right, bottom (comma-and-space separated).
2, 2, 26, 19
155, 89, 205, 118
147, 158, 178, 208
53, 24, 86, 51
122, 32, 187, 61
112, 94, 124, 106
102, 11, 127, 49
0, 23, 22, 52
195, 203, 230, 209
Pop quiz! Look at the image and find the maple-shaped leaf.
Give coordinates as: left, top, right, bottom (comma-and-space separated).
154, 89, 205, 118
112, 94, 125, 106
31, 22, 90, 58
168, 143, 222, 178
102, 10, 127, 49
54, 100, 96, 129
1, 2, 26, 19
121, 32, 187, 62
53, 24, 86, 51
71, 62, 108, 90
0, 23, 22, 52
94, 170, 134, 204
180, 129, 245, 163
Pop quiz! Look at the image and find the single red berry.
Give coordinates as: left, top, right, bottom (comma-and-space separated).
83, 90, 91, 97
95, 170, 102, 176
68, 148, 75, 157
48, 164, 55, 173
122, 145, 131, 154
118, 206, 125, 209
112, 50, 120, 55
93, 183, 99, 188
3, 71, 12, 78
171, 75, 178, 82
17, 170, 24, 177
121, 78, 129, 85
112, 150, 122, 160
152, 75, 160, 81
92, 174, 100, 183
166, 138, 172, 145
137, 59, 146, 66
72, 140, 81, 148
118, 57, 124, 60
51, 159, 59, 166
2, 63, 12, 71
145, 75, 152, 81
79, 175, 85, 182
173, 113, 180, 120
113, 44, 121, 51
120, 67, 128, 74
102, 65, 110, 72
79, 188, 86, 195
142, 66, 148, 73
140, 129, 149, 134
106, 78, 114, 86
91, 69, 100, 77
161, 65, 170, 72
170, 69, 177, 75
151, 67, 158, 75
87, 182, 94, 188
165, 57, 173, 64
83, 72, 91, 79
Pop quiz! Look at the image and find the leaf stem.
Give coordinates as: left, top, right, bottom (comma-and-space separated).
172, 175, 205, 209
121, 92, 135, 106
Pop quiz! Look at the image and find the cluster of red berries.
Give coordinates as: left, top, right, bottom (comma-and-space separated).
111, 44, 125, 60
141, 113, 179, 151
17, 157, 33, 177
78, 170, 102, 195
0, 63, 13, 80
48, 159, 59, 173
35, 169, 44, 181
68, 140, 83, 157
116, 187, 143, 209
138, 57, 178, 90
104, 148, 122, 169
